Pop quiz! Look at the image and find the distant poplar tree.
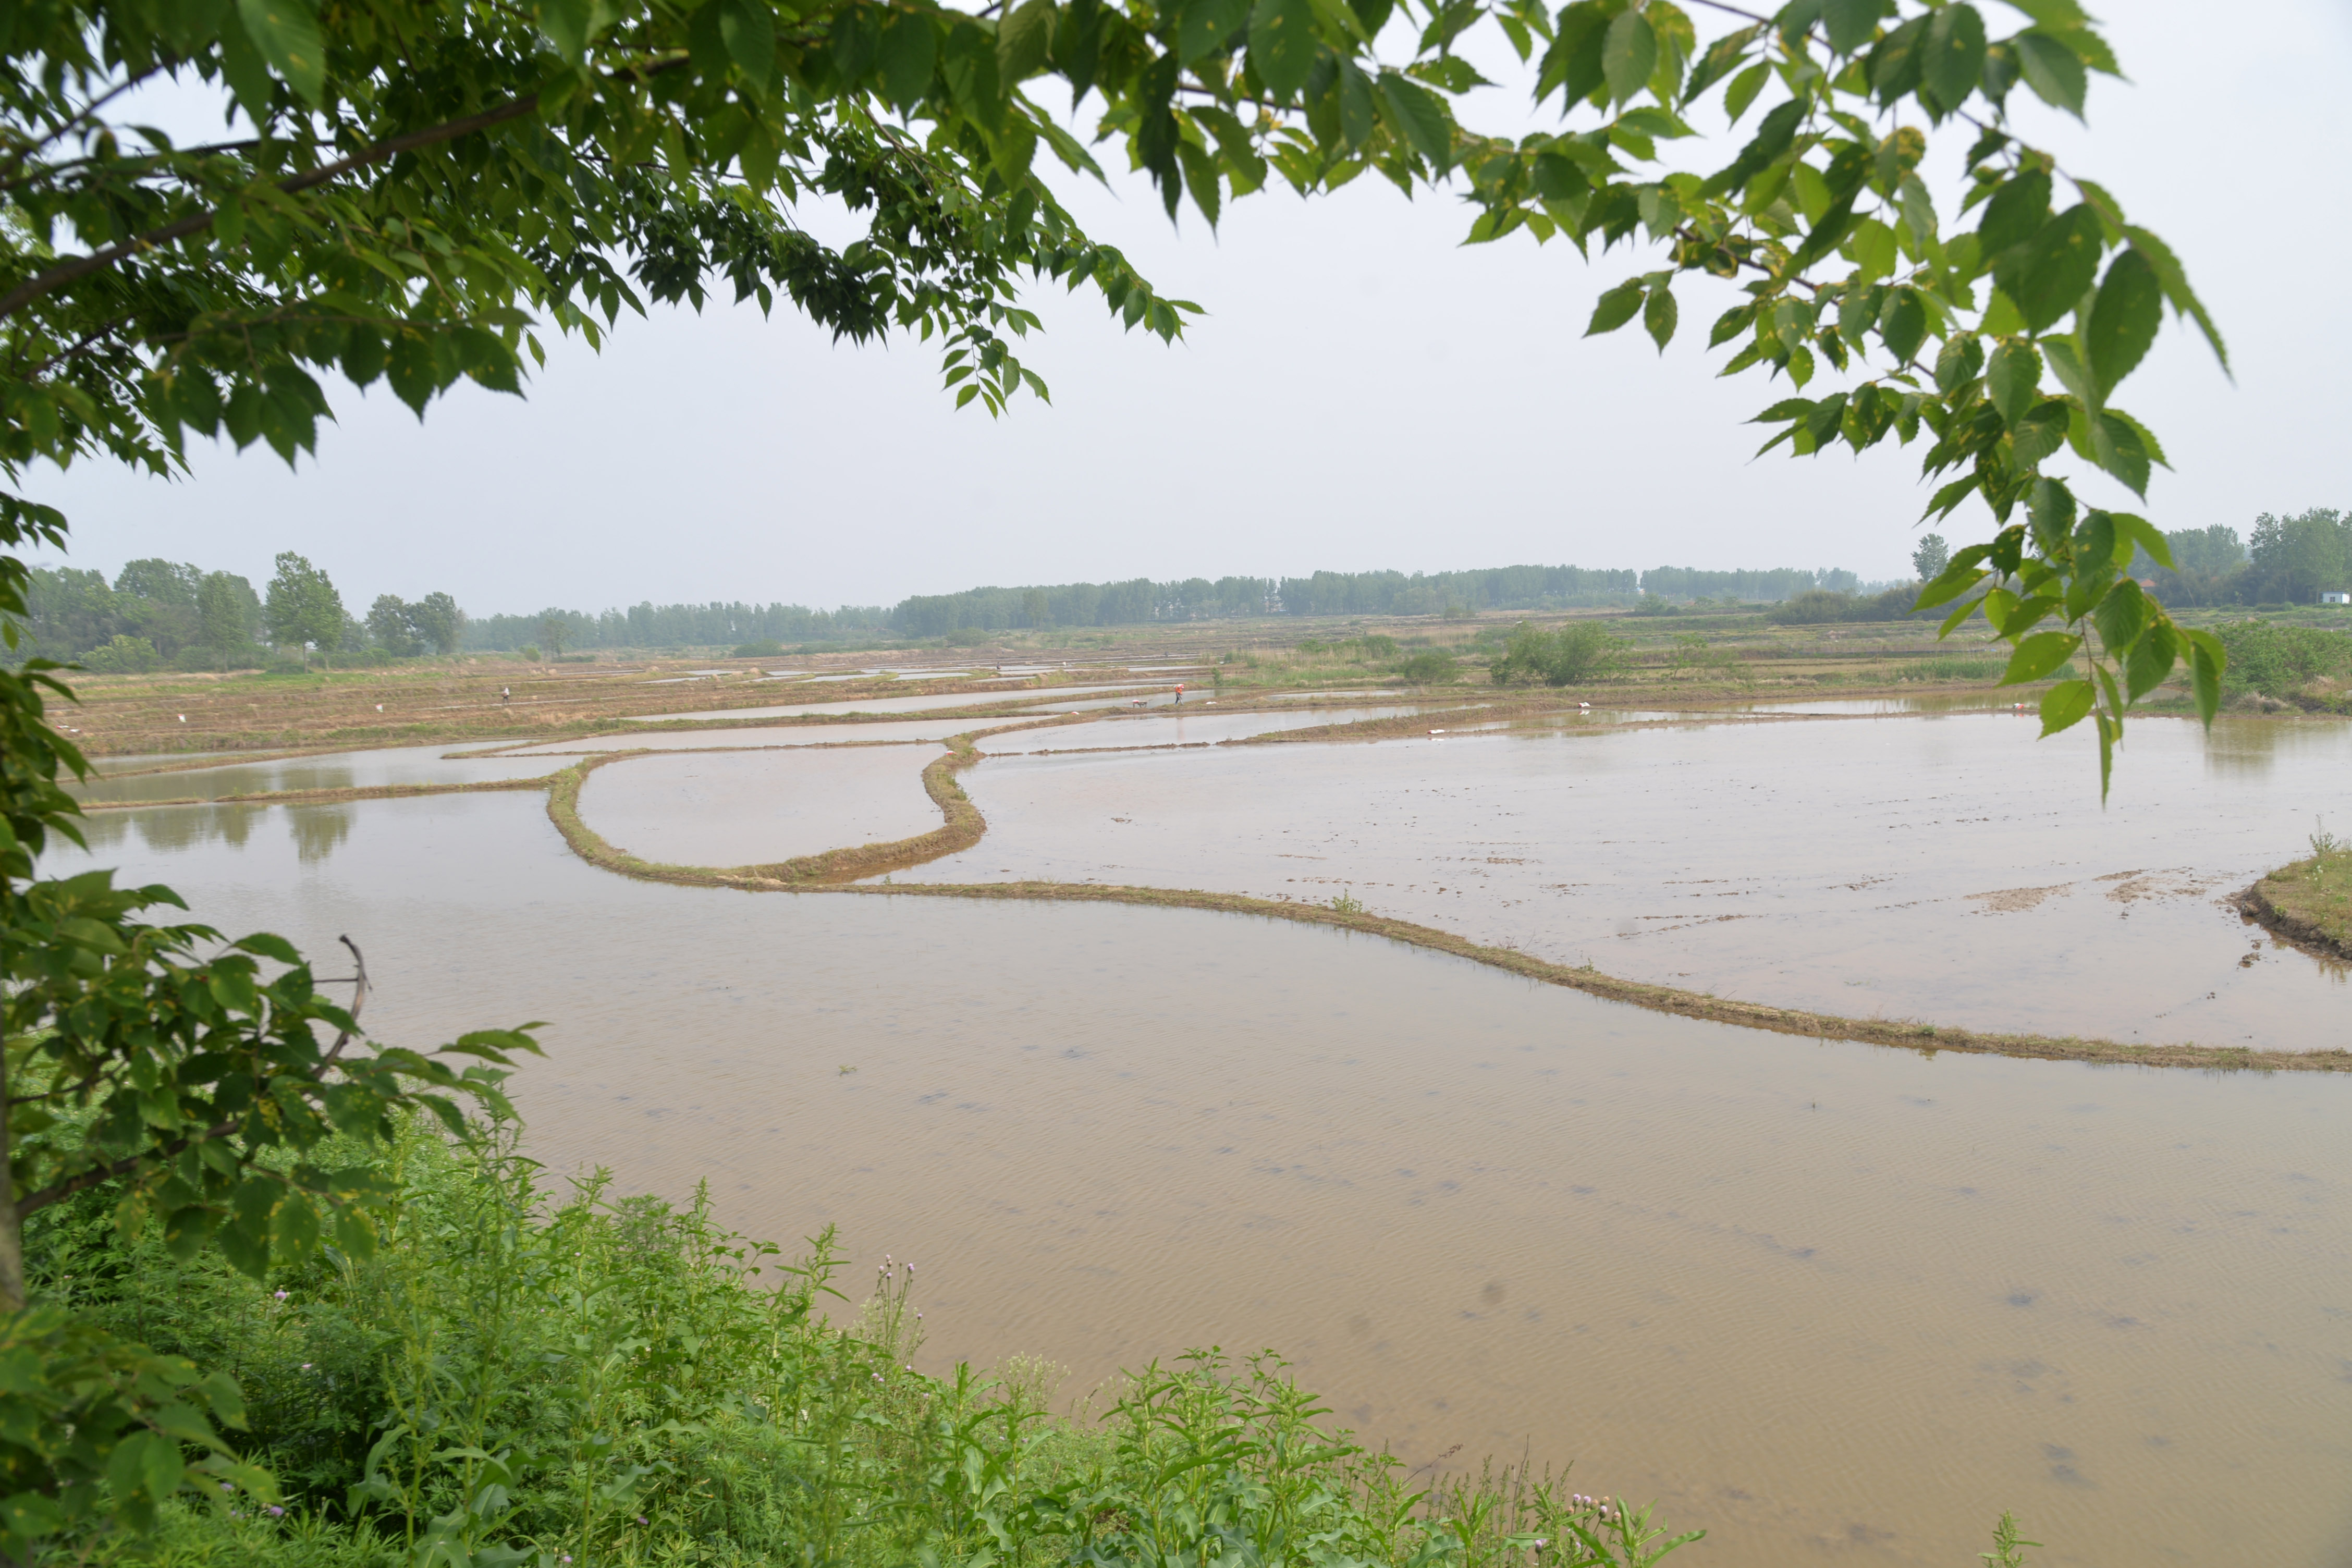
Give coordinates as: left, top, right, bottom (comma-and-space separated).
407, 593, 466, 656
264, 552, 345, 665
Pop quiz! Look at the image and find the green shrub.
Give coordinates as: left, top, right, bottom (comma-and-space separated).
1900, 656, 2005, 682
80, 634, 161, 673
1490, 620, 1625, 686
1398, 649, 1458, 683
2212, 619, 2352, 697
731, 639, 786, 658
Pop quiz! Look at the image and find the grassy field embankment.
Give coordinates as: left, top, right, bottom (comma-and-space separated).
46, 601, 2217, 763
2241, 835, 2352, 961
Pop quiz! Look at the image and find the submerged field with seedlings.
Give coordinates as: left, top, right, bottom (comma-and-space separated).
45, 614, 2352, 1568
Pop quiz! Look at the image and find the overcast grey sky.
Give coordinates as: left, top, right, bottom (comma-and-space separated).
23, 0, 2350, 616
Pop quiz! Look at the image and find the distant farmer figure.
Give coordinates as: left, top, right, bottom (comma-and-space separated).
501, 686, 510, 703
1175, 683, 1184, 704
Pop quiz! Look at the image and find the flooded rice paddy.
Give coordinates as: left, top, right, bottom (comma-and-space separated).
497, 720, 982, 753
624, 682, 1165, 722
54, 704, 2352, 1567
74, 741, 561, 803
573, 746, 946, 866
897, 710, 2352, 1054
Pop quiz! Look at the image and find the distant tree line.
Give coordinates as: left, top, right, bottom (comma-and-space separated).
12, 553, 464, 671
2130, 511, 2351, 607
25, 525, 2338, 672
461, 601, 894, 654
453, 565, 1898, 651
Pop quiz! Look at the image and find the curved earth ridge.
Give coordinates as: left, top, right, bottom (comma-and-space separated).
84, 708, 2346, 1073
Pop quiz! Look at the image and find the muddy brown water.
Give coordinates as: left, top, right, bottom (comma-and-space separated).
574, 747, 947, 866
895, 712, 2352, 1054
56, 788, 2352, 1568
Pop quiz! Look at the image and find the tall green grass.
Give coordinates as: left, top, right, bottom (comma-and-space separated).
1896, 656, 2005, 683
28, 1118, 1709, 1568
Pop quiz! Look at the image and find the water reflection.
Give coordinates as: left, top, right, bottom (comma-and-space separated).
289, 805, 353, 864
85, 802, 345, 861
2197, 713, 2352, 778
109, 803, 263, 854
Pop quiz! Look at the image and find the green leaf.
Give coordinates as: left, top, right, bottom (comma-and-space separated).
232, 931, 303, 965
1176, 0, 1247, 65
1921, 472, 1979, 522
535, 0, 594, 63
2038, 678, 2094, 736
1973, 168, 2050, 261
236, 0, 325, 102
2091, 574, 2149, 651
1378, 72, 1451, 167
879, 11, 938, 111
719, 0, 776, 89
1846, 216, 1896, 280
2026, 474, 2076, 553
272, 1192, 322, 1263
1999, 204, 2103, 333
1602, 10, 1656, 105
1916, 549, 1990, 610
1585, 278, 1645, 336
1685, 24, 1762, 101
2084, 247, 2161, 398
1643, 285, 1677, 352
2185, 629, 2224, 727
1247, 0, 1318, 101
1174, 138, 1221, 227
1878, 287, 1927, 364
2121, 224, 2227, 374
2124, 624, 2176, 701
2010, 399, 2068, 468
1000, 0, 1057, 78
1335, 56, 1376, 148
2089, 410, 2150, 497
1821, 0, 1884, 54
1985, 338, 2040, 424
1999, 631, 2081, 686
2015, 30, 2087, 117
2039, 334, 2090, 403
1921, 4, 1985, 108
2108, 511, 2174, 571
1723, 59, 1771, 121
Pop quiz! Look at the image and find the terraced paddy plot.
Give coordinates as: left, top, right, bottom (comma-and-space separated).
976, 706, 1441, 753
624, 683, 1163, 722
55, 795, 2352, 1568
69, 741, 561, 804
574, 746, 947, 867
496, 720, 995, 754
895, 713, 2352, 1052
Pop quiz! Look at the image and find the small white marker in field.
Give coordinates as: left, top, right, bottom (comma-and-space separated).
1429, 728, 1446, 736
176, 714, 185, 722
